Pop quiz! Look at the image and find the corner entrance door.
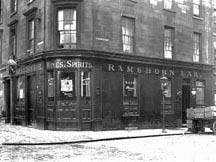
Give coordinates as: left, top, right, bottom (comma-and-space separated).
27, 75, 36, 125
182, 85, 190, 124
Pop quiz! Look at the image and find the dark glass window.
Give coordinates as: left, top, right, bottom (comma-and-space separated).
17, 76, 25, 103
28, 18, 35, 54
124, 75, 137, 98
58, 8, 77, 48
81, 71, 91, 97
59, 71, 76, 100
48, 72, 54, 101
10, 25, 17, 58
196, 81, 205, 106
11, 0, 17, 13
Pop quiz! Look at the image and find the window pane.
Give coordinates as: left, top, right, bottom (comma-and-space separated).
48, 72, 54, 101
164, 28, 173, 59
122, 17, 134, 53
59, 71, 76, 100
81, 71, 91, 97
195, 81, 205, 105
124, 75, 137, 97
164, 0, 172, 10
58, 9, 77, 49
193, 33, 200, 62
17, 76, 25, 102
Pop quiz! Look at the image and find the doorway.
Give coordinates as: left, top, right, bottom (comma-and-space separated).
27, 75, 36, 125
5, 79, 11, 123
182, 85, 190, 124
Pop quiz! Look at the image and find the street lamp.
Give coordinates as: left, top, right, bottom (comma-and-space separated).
160, 76, 169, 133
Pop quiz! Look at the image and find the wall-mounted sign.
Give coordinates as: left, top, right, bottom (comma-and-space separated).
105, 63, 202, 78
16, 63, 43, 75
47, 59, 92, 69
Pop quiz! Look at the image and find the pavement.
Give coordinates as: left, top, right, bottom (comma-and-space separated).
0, 120, 194, 145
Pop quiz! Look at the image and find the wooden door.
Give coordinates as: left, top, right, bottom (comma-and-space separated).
182, 85, 190, 124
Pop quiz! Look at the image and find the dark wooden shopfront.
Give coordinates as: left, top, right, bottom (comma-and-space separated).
4, 54, 214, 131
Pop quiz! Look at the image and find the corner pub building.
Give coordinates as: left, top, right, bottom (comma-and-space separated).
1, 0, 215, 130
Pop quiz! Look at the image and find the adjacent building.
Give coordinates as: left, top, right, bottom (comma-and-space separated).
0, 0, 215, 130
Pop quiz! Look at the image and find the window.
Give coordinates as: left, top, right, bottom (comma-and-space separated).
58, 8, 77, 48
17, 76, 25, 103
10, 24, 17, 58
10, 0, 17, 14
124, 75, 137, 98
48, 72, 54, 101
81, 71, 91, 97
27, 0, 34, 3
193, 0, 200, 16
193, 33, 201, 62
59, 71, 76, 100
122, 16, 135, 53
0, 0, 3, 23
213, 9, 216, 23
28, 18, 35, 54
164, 0, 173, 10
0, 31, 2, 64
166, 80, 172, 98
164, 27, 174, 59
195, 81, 205, 106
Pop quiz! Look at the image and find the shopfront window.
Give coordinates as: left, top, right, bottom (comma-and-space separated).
196, 81, 205, 106
81, 71, 90, 97
124, 75, 137, 98
17, 76, 25, 103
48, 71, 54, 101
59, 71, 76, 100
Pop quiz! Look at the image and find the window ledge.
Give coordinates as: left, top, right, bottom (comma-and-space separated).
163, 9, 176, 14
192, 16, 204, 21
27, 0, 35, 5
10, 11, 17, 18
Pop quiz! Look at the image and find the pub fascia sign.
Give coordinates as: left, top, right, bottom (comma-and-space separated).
47, 59, 93, 69
107, 64, 202, 78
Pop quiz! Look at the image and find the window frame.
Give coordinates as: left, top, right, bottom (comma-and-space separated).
193, 32, 201, 62
122, 16, 135, 54
9, 23, 18, 59
57, 7, 77, 49
123, 74, 137, 98
10, 0, 18, 14
80, 71, 91, 98
195, 80, 205, 106
164, 0, 173, 10
164, 26, 174, 59
192, 0, 201, 16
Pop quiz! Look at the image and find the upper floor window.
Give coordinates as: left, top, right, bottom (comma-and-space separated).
9, 24, 17, 58
0, 0, 3, 23
164, 0, 173, 10
10, 0, 17, 14
193, 0, 200, 16
27, 0, 34, 3
28, 18, 35, 54
213, 9, 216, 23
0, 31, 2, 64
122, 16, 135, 53
164, 27, 174, 59
58, 8, 77, 49
193, 33, 201, 62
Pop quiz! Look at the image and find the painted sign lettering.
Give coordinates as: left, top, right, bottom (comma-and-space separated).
47, 60, 92, 69
107, 64, 202, 78
16, 63, 43, 75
